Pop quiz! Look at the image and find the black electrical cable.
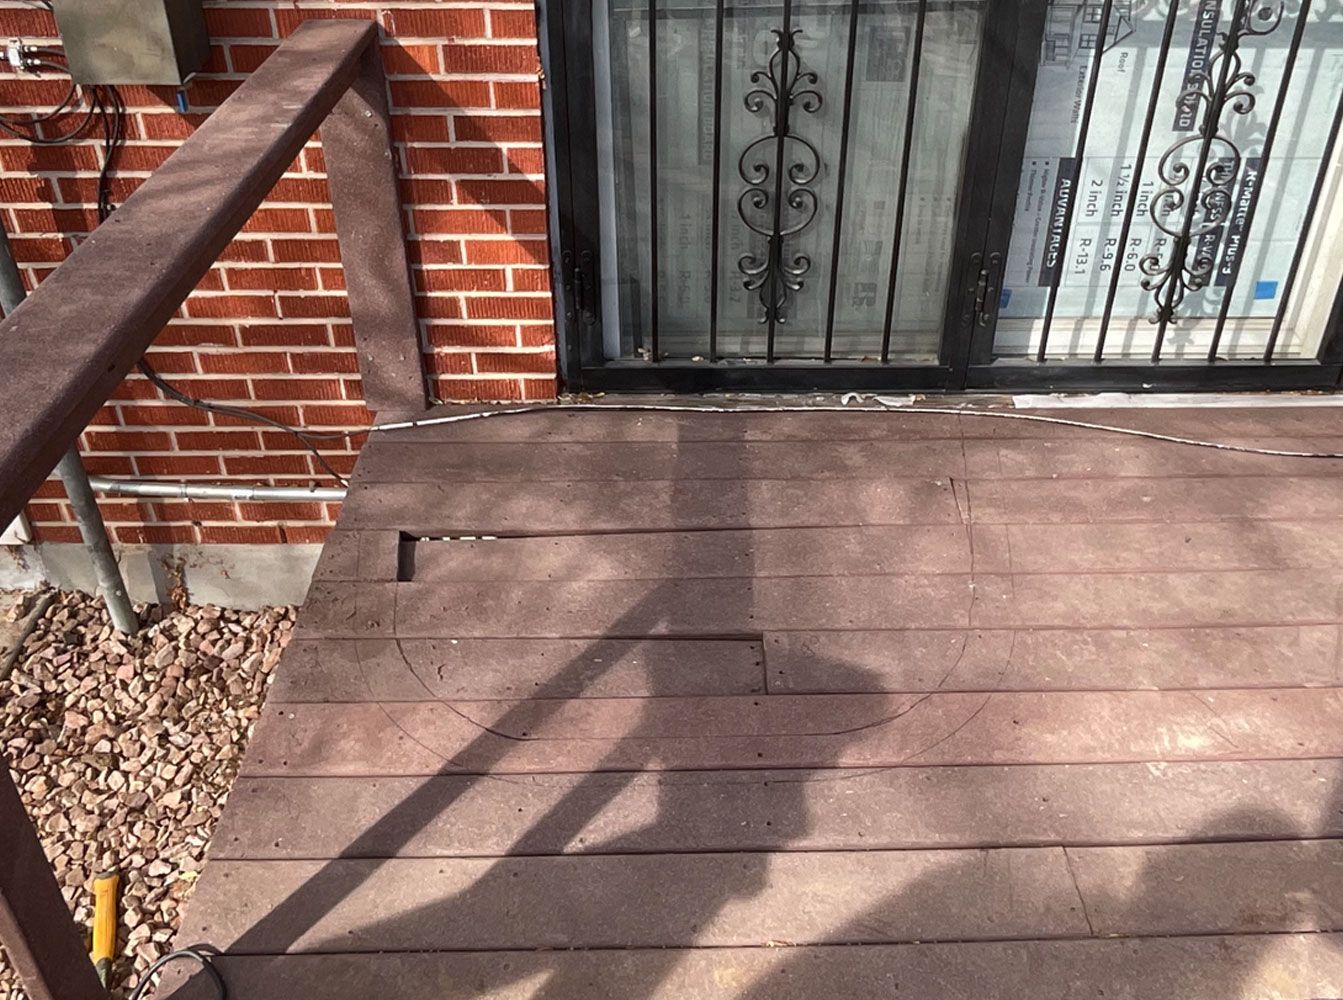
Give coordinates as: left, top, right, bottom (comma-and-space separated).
0, 78, 80, 125
104, 82, 347, 484
135, 361, 352, 485
127, 947, 227, 1000
91, 81, 122, 222
94, 81, 351, 485
0, 81, 99, 143
1, 39, 353, 485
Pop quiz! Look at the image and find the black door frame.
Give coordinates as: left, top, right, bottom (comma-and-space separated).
539, 0, 1343, 393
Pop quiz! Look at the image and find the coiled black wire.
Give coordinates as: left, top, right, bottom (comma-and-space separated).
135, 360, 353, 485
127, 947, 227, 1000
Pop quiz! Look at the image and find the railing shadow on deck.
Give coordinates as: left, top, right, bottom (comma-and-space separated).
0, 19, 430, 1000
164, 417, 896, 999
161, 412, 1343, 999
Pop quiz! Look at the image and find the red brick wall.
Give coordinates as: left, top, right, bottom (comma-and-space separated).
0, 0, 558, 545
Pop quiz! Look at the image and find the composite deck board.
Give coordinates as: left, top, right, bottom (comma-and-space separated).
164, 404, 1343, 1000
967, 475, 1343, 523
309, 529, 400, 583
336, 478, 966, 532
176, 848, 1089, 952
355, 439, 972, 481
178, 841, 1343, 953
239, 688, 1343, 775
270, 626, 1340, 703
1002, 519, 1343, 572
210, 760, 1343, 859
314, 519, 1343, 586
298, 570, 1343, 638
336, 475, 1343, 533
967, 436, 1343, 478
351, 437, 1343, 482
160, 934, 1343, 1000
765, 626, 1343, 692
1069, 839, 1343, 935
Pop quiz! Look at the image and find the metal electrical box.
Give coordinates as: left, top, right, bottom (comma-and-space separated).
50, 0, 209, 86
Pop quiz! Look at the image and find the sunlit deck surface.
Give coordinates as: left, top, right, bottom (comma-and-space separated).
163, 400, 1343, 999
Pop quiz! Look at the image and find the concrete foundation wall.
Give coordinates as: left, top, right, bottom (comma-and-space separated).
0, 543, 322, 608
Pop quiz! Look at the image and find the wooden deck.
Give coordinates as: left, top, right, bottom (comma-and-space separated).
163, 401, 1343, 999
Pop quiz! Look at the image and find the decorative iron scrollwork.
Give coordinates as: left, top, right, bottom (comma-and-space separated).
1140, 0, 1284, 329
737, 27, 823, 326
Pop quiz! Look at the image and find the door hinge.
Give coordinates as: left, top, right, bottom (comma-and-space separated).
564, 249, 597, 326
972, 251, 1003, 328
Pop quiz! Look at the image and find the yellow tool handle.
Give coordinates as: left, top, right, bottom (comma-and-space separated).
91, 870, 119, 985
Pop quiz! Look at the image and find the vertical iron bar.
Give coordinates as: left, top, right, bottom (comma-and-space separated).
764, 1, 796, 364
1094, 0, 1180, 364
1264, 74, 1343, 362
822, 0, 862, 363
879, 0, 928, 364
648, 0, 660, 360
1152, 0, 1252, 362
708, 0, 726, 361
1208, 0, 1310, 361
1037, 0, 1115, 363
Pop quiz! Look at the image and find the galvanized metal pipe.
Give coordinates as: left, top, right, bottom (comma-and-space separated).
0, 220, 138, 633
55, 453, 139, 634
87, 478, 346, 502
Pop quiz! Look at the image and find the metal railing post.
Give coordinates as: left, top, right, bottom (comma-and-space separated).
0, 219, 137, 633
324, 40, 430, 413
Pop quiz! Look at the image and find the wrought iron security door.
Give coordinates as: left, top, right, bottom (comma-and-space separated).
970, 0, 1343, 389
546, 0, 1343, 391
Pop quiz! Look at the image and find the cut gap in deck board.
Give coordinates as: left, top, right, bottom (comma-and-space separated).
394, 521, 1343, 585
395, 524, 988, 582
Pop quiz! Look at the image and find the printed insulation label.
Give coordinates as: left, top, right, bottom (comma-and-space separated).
1000, 0, 1343, 324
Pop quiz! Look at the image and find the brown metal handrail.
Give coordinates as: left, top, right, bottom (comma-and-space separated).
0, 20, 428, 1000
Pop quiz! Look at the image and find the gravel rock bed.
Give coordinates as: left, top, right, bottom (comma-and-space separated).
0, 591, 293, 999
